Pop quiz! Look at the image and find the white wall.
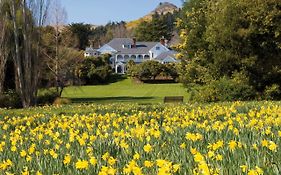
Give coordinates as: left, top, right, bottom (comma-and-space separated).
149, 43, 169, 59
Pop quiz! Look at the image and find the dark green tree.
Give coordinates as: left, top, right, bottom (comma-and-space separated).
177, 0, 281, 100
78, 54, 113, 85
68, 23, 92, 50
134, 12, 175, 41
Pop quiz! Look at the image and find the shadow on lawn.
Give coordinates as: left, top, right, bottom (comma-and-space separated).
70, 96, 155, 103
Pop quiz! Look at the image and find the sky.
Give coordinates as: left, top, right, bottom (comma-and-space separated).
60, 0, 183, 25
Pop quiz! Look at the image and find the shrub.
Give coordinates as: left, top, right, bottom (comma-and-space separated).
189, 77, 256, 102
78, 55, 113, 85
0, 90, 21, 108
53, 97, 71, 106
263, 84, 281, 100
37, 90, 59, 105
127, 61, 180, 82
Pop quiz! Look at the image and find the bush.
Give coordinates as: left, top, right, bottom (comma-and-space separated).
37, 90, 59, 105
78, 55, 113, 85
0, 91, 21, 108
53, 97, 71, 106
189, 77, 256, 102
263, 84, 281, 100
127, 61, 179, 82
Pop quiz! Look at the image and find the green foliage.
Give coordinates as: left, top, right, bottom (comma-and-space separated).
37, 90, 59, 105
0, 90, 21, 108
134, 12, 175, 41
189, 77, 255, 102
127, 61, 164, 80
178, 0, 281, 100
127, 61, 179, 81
90, 21, 130, 48
68, 23, 92, 50
263, 84, 281, 100
162, 63, 180, 81
78, 54, 113, 84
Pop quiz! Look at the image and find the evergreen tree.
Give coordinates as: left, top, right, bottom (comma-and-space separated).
134, 12, 175, 41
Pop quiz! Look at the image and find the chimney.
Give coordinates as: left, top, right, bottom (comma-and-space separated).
160, 36, 165, 45
165, 39, 169, 47
133, 37, 136, 48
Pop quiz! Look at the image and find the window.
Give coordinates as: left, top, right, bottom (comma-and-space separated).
124, 55, 129, 61
156, 46, 160, 50
117, 55, 123, 61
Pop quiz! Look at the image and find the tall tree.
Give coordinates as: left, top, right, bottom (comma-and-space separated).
9, 0, 50, 107
45, 0, 67, 94
134, 12, 175, 42
0, 0, 8, 93
68, 23, 92, 50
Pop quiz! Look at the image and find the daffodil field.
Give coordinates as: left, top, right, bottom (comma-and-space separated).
0, 102, 281, 175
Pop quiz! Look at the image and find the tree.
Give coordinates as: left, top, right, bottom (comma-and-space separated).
78, 54, 112, 85
89, 21, 131, 48
0, 0, 8, 93
134, 12, 175, 41
129, 61, 164, 80
43, 0, 68, 95
9, 0, 51, 107
68, 23, 92, 50
163, 63, 179, 81
177, 0, 281, 99
41, 26, 83, 96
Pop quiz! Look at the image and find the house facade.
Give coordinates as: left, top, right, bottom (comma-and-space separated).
85, 38, 178, 74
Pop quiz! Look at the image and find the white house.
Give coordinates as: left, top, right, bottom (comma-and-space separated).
84, 47, 100, 57
85, 38, 179, 74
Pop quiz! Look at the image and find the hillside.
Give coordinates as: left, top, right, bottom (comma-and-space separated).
126, 2, 179, 29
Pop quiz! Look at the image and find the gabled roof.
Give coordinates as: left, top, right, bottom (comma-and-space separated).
155, 50, 177, 61
107, 38, 159, 54
85, 47, 99, 53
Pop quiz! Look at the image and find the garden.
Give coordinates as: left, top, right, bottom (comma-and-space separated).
0, 101, 280, 174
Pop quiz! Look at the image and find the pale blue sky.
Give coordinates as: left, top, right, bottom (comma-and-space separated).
60, 0, 183, 25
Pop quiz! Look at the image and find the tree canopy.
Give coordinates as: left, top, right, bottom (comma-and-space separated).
134, 12, 177, 41
177, 0, 281, 100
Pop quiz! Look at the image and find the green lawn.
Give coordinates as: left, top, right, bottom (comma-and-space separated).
62, 78, 188, 104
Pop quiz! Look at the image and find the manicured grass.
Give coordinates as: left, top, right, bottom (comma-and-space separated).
62, 78, 188, 104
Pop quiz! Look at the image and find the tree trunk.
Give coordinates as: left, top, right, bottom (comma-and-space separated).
10, 0, 35, 107
11, 0, 26, 107
55, 25, 59, 94
10, 0, 50, 107
0, 33, 6, 94
0, 49, 7, 94
0, 8, 7, 94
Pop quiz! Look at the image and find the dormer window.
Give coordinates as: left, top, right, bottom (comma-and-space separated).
122, 44, 132, 49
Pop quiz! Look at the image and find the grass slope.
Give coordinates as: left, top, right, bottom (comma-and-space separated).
62, 78, 188, 104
